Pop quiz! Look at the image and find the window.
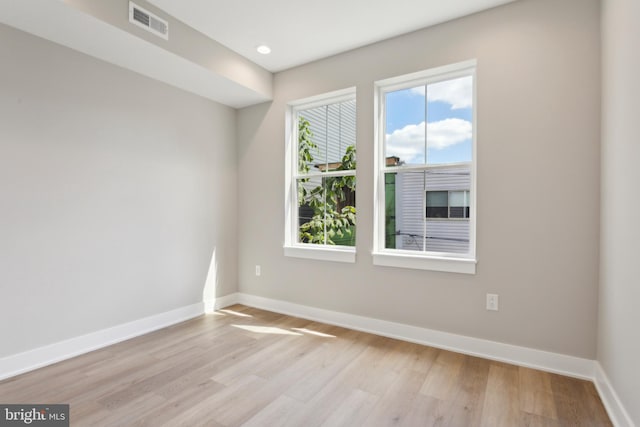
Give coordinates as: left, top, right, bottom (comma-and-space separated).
426, 190, 470, 219
373, 61, 477, 274
284, 88, 357, 262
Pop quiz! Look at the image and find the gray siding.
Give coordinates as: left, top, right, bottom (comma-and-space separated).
396, 165, 470, 253
298, 99, 356, 168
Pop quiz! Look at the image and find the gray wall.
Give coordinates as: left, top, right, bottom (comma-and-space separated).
599, 0, 640, 424
0, 23, 237, 358
237, 0, 601, 358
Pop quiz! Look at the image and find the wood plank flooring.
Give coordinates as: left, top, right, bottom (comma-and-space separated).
0, 305, 612, 426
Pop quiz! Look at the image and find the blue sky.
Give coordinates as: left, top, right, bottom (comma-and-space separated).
385, 76, 473, 164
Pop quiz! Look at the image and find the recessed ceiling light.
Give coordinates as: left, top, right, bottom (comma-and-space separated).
256, 45, 271, 55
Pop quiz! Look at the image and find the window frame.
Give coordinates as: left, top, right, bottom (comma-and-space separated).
372, 60, 477, 274
284, 87, 357, 263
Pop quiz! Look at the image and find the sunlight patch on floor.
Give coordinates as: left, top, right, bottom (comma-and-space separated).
232, 325, 303, 335
219, 309, 253, 318
292, 328, 336, 338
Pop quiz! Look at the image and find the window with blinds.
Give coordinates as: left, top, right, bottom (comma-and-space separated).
285, 88, 357, 262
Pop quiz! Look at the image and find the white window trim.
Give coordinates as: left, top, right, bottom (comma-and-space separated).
372, 60, 477, 274
284, 87, 357, 263
372, 251, 476, 274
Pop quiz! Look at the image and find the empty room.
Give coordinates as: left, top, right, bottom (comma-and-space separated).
0, 0, 638, 425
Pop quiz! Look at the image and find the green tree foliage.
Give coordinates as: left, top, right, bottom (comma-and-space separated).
298, 117, 356, 245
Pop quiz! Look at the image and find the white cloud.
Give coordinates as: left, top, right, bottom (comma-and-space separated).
386, 122, 426, 163
428, 118, 472, 149
386, 118, 472, 163
409, 75, 472, 109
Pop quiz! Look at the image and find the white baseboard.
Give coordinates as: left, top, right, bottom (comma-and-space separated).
233, 293, 595, 380
594, 362, 636, 427
204, 293, 240, 313
0, 302, 205, 381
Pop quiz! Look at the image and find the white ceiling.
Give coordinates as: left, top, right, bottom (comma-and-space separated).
1, 0, 517, 108
148, 0, 517, 72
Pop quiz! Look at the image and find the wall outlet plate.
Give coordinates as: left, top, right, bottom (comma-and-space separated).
486, 293, 499, 311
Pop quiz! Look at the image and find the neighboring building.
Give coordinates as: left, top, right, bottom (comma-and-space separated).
387, 163, 470, 254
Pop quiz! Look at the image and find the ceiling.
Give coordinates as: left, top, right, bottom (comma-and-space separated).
0, 0, 517, 108
147, 0, 517, 72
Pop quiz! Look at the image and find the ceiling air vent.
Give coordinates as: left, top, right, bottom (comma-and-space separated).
129, 2, 168, 40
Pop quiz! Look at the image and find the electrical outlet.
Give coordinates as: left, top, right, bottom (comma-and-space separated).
255, 265, 261, 276
486, 293, 499, 311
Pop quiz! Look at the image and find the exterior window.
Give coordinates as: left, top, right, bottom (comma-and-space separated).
373, 61, 476, 274
426, 190, 470, 219
285, 88, 356, 262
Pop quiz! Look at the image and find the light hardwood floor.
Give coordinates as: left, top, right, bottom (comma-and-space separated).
0, 305, 612, 426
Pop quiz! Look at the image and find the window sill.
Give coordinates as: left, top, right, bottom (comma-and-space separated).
372, 251, 476, 274
284, 245, 356, 263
